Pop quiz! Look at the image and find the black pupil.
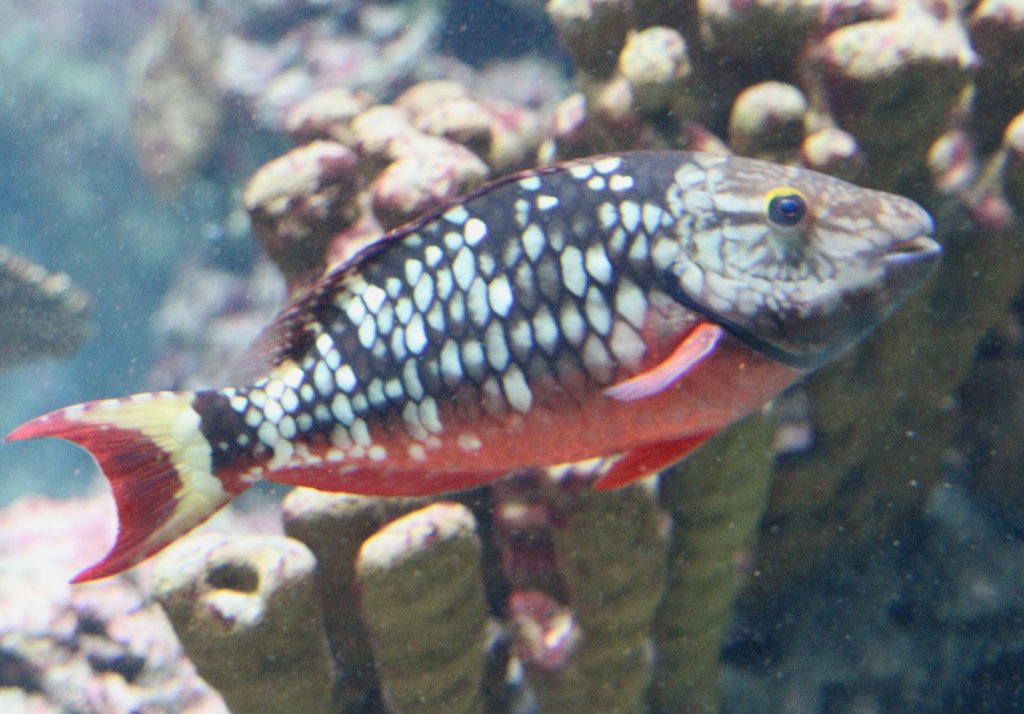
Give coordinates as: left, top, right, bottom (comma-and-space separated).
769, 194, 805, 226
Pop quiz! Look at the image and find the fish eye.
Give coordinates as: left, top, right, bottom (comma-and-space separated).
765, 188, 807, 227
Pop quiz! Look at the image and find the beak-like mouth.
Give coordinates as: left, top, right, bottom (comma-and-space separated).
883, 234, 941, 274
889, 234, 941, 258
882, 203, 940, 271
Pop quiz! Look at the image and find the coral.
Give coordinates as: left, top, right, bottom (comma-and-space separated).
951, 112, 1024, 531
129, 0, 450, 193
131, 3, 224, 197
799, 127, 863, 181
281, 488, 425, 710
500, 472, 670, 713
809, 9, 977, 185
545, 0, 633, 80
141, 475, 672, 713
151, 532, 333, 714
967, 0, 1024, 152
243, 80, 543, 288
243, 140, 362, 285
0, 247, 92, 372
697, 0, 821, 58
546, 0, 1024, 708
530, 2, 1023, 708
651, 417, 775, 713
356, 502, 489, 714
286, 88, 375, 147
370, 138, 489, 231
998, 112, 1024, 216
615, 26, 693, 114
727, 81, 807, 162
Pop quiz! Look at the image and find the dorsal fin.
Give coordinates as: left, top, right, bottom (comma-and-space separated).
231, 262, 353, 383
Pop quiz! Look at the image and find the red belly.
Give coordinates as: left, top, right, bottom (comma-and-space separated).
268, 334, 802, 496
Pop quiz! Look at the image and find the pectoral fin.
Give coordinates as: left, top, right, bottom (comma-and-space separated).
593, 432, 714, 490
604, 322, 724, 401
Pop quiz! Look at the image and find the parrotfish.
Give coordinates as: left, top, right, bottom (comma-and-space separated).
8, 151, 939, 582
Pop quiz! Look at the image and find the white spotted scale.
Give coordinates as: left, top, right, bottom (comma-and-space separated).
211, 153, 689, 470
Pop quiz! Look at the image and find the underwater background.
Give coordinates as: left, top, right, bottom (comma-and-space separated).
0, 0, 1022, 711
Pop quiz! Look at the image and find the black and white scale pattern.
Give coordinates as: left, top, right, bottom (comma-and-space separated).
192, 149, 935, 474
198, 152, 707, 471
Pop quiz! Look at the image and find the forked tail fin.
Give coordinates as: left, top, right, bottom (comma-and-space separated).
7, 391, 247, 582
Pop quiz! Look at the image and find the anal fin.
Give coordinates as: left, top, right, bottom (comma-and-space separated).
593, 432, 714, 491
604, 322, 724, 401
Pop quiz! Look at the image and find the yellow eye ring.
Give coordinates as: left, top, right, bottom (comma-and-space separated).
765, 186, 808, 227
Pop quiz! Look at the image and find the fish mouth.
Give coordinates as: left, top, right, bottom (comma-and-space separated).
882, 234, 941, 283
881, 203, 939, 272
886, 234, 941, 262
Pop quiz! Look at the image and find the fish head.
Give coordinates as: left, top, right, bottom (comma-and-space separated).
663, 153, 940, 368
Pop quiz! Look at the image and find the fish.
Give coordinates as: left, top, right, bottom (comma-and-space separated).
7, 151, 940, 582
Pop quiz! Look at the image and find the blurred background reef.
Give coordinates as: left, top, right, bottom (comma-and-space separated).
1, 0, 1023, 712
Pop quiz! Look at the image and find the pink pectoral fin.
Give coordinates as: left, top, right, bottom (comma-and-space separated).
593, 432, 715, 491
604, 322, 725, 401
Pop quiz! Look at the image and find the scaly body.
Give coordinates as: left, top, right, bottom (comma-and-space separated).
8, 151, 939, 581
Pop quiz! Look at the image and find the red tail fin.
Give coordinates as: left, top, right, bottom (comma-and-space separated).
7, 392, 246, 582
